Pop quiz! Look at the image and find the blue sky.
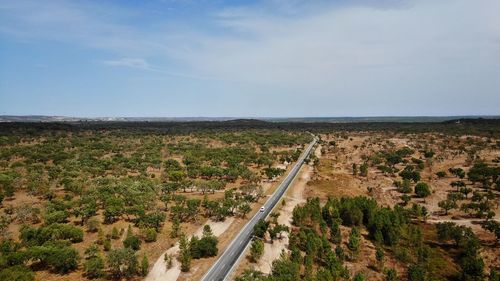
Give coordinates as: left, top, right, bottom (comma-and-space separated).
0, 0, 499, 117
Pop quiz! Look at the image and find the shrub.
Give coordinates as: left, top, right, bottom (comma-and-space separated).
436, 171, 447, 178
20, 224, 83, 246
0, 265, 34, 281
414, 182, 431, 198
249, 239, 264, 262
85, 218, 100, 233
107, 248, 138, 278
385, 268, 398, 281
123, 235, 141, 251
348, 227, 360, 253
142, 228, 157, 243
111, 227, 120, 240
253, 219, 269, 238
84, 243, 99, 259
103, 239, 111, 251
84, 256, 105, 279
140, 255, 149, 276
43, 211, 68, 225
399, 166, 421, 182
26, 244, 80, 273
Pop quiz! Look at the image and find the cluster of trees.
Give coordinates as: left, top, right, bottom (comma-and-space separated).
437, 163, 498, 219
240, 194, 493, 281
369, 146, 431, 182
252, 213, 289, 242
248, 212, 290, 264
436, 222, 486, 280
178, 225, 219, 272
467, 162, 500, 190
0, 223, 83, 280
0, 224, 150, 280
163, 135, 301, 183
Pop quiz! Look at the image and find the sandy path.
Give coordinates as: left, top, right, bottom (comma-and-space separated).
146, 218, 234, 281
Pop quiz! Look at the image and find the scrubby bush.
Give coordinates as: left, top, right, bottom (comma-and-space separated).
107, 248, 138, 278
20, 224, 83, 246
123, 235, 141, 251
414, 182, 431, 198
84, 256, 105, 279
26, 243, 80, 273
142, 228, 157, 242
0, 265, 34, 281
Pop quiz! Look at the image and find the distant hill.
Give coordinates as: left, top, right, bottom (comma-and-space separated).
0, 116, 235, 123
1, 115, 499, 123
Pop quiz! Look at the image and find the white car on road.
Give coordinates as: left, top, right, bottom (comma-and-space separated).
259, 207, 265, 212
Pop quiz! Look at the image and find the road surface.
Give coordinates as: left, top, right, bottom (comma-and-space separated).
201, 137, 317, 281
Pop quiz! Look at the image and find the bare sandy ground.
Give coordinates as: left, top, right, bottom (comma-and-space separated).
146, 218, 234, 281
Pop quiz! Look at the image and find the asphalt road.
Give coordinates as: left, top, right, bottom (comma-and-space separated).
201, 137, 317, 281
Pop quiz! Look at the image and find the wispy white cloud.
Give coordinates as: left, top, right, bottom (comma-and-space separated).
101, 57, 215, 81
102, 58, 152, 70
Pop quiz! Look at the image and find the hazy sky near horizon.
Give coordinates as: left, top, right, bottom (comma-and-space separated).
1, 0, 499, 117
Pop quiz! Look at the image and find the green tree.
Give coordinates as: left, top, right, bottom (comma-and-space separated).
142, 228, 158, 242
179, 234, 191, 272
111, 227, 120, 239
190, 228, 218, 259
460, 187, 473, 199
401, 194, 411, 206
107, 247, 138, 279
414, 182, 431, 198
385, 268, 398, 281
449, 167, 465, 179
460, 238, 484, 281
26, 244, 80, 273
250, 239, 264, 262
438, 199, 457, 215
348, 227, 361, 259
360, 163, 368, 177
353, 272, 365, 281
140, 255, 149, 276
329, 219, 342, 244
408, 264, 427, 281
85, 218, 100, 233
451, 180, 466, 192
268, 255, 300, 281
84, 243, 99, 259
253, 219, 270, 239
84, 256, 105, 279
0, 265, 34, 281
436, 171, 447, 178
103, 238, 111, 251
123, 235, 141, 251
482, 220, 500, 245
376, 247, 385, 270
170, 217, 181, 238
239, 203, 252, 218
